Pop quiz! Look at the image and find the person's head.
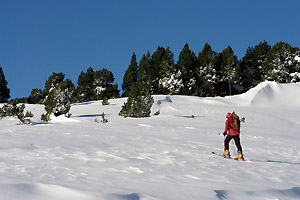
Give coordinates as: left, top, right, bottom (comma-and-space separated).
226, 112, 232, 119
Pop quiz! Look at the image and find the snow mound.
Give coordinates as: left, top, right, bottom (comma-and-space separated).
0, 183, 96, 200
249, 81, 300, 107
220, 81, 300, 107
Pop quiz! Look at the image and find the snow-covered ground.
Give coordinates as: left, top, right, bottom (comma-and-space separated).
0, 81, 299, 200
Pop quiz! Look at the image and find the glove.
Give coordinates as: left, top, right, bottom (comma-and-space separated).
223, 132, 227, 136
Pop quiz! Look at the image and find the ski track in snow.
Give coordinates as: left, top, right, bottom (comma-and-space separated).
0, 81, 299, 199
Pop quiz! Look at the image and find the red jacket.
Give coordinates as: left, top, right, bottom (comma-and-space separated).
224, 113, 240, 136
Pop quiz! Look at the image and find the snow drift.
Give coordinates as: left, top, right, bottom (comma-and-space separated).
204, 81, 300, 107
248, 81, 300, 107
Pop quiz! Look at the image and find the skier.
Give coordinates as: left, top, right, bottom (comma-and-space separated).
223, 112, 244, 159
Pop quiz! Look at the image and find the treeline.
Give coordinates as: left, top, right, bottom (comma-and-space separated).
9, 68, 120, 104
0, 40, 300, 121
122, 41, 300, 98
1, 40, 300, 105
0, 67, 121, 122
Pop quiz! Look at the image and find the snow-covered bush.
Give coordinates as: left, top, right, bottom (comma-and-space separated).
0, 101, 33, 124
42, 79, 75, 120
101, 112, 108, 123
41, 113, 51, 122
153, 110, 160, 116
102, 96, 110, 105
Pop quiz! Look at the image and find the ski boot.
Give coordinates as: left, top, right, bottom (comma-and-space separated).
235, 151, 245, 160
223, 150, 231, 158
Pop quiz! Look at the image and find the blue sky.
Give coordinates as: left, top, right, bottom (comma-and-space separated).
1, 0, 299, 99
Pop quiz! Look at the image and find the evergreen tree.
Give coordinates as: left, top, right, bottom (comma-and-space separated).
150, 46, 174, 94
216, 46, 239, 96
265, 42, 300, 83
102, 96, 110, 105
0, 66, 10, 103
138, 51, 152, 91
122, 52, 138, 97
0, 100, 33, 124
156, 47, 181, 94
28, 88, 44, 104
9, 97, 28, 104
76, 67, 119, 102
76, 67, 95, 102
240, 41, 271, 91
158, 62, 183, 95
94, 68, 120, 100
138, 47, 177, 94
177, 43, 198, 95
119, 70, 154, 118
290, 49, 300, 82
43, 79, 75, 118
43, 72, 65, 96
197, 43, 218, 96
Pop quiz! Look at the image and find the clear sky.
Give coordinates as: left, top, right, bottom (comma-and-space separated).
1, 0, 299, 99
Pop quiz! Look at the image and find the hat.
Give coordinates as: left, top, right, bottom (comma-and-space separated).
226, 112, 232, 118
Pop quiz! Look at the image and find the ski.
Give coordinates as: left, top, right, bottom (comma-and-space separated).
234, 157, 246, 161
211, 151, 233, 159
211, 152, 246, 161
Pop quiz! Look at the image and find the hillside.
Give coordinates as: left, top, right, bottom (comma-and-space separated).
0, 81, 299, 200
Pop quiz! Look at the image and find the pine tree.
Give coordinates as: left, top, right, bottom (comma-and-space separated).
119, 70, 154, 118
138, 51, 152, 91
42, 72, 75, 119
43, 79, 75, 118
158, 62, 183, 95
94, 68, 120, 100
265, 42, 300, 83
0, 100, 33, 124
76, 67, 95, 102
43, 72, 65, 97
157, 47, 182, 94
197, 43, 218, 96
240, 41, 271, 92
151, 46, 173, 94
290, 48, 300, 82
76, 67, 119, 102
0, 66, 10, 103
122, 52, 138, 97
28, 88, 44, 104
216, 46, 239, 96
177, 43, 198, 95
102, 96, 110, 105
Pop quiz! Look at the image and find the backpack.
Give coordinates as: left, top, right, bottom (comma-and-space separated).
231, 112, 240, 131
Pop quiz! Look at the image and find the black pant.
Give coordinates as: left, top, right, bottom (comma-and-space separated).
224, 135, 243, 154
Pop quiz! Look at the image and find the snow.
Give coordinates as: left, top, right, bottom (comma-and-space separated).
0, 81, 300, 200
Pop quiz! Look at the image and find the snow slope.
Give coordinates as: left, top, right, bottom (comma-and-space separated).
0, 81, 299, 200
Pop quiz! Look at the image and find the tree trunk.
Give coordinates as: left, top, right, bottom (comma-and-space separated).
228, 80, 232, 96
